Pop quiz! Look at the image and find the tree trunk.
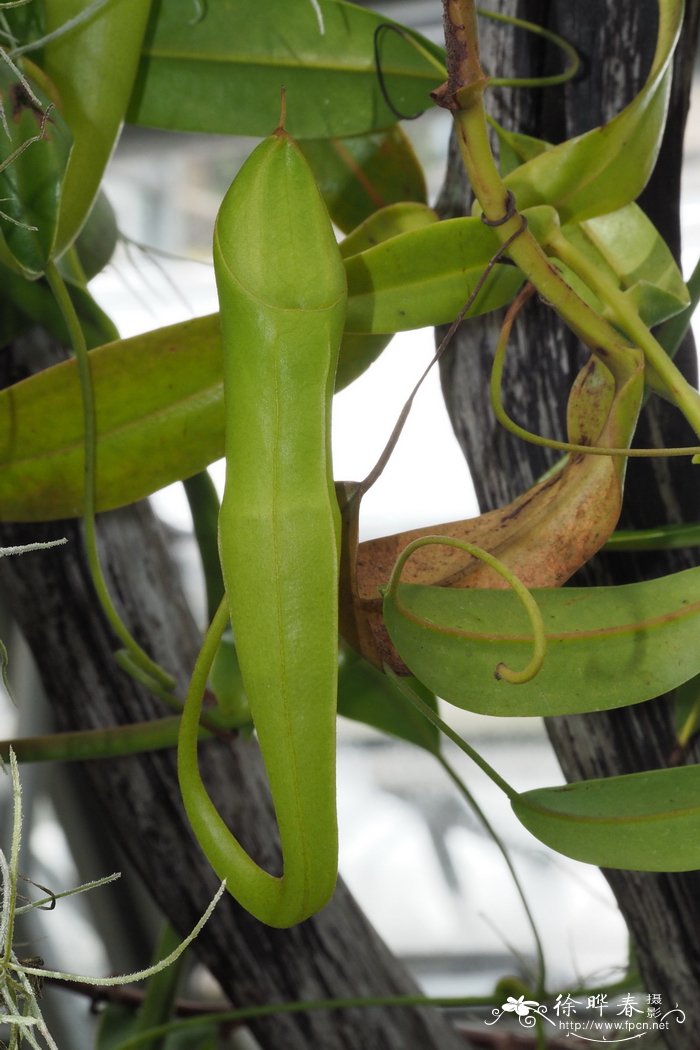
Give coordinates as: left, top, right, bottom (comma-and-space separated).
0, 330, 468, 1050
437, 0, 700, 1041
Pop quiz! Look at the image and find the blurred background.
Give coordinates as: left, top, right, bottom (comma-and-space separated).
1, 2, 699, 1046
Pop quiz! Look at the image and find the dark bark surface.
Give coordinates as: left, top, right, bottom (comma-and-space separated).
0, 330, 468, 1050
437, 1, 700, 1041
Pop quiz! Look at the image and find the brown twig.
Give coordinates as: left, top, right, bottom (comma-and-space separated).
441, 0, 484, 100
43, 975, 230, 1018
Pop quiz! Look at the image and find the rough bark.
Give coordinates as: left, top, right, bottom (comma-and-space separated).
0, 331, 468, 1050
437, 0, 700, 1041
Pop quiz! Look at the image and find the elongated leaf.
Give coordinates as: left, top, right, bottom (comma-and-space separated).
340, 203, 438, 259
301, 127, 427, 233
338, 648, 439, 754
562, 204, 689, 327
128, 0, 443, 139
383, 567, 700, 717
502, 0, 683, 223
492, 122, 550, 176
491, 118, 689, 327
334, 201, 438, 386
512, 765, 700, 871
43, 0, 152, 256
606, 522, 700, 552
344, 210, 550, 333
0, 314, 224, 520
0, 315, 386, 520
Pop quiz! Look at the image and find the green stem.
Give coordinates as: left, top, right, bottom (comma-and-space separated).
0, 710, 247, 765
113, 650, 238, 738
437, 752, 547, 997
115, 992, 500, 1050
605, 523, 700, 551
441, 0, 700, 438
386, 671, 517, 800
547, 229, 700, 436
482, 9, 580, 89
490, 289, 698, 457
183, 471, 225, 623
449, 91, 630, 371
44, 262, 175, 693
113, 651, 184, 713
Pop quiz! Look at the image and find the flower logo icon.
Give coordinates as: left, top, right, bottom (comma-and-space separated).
486, 993, 551, 1028
502, 995, 540, 1017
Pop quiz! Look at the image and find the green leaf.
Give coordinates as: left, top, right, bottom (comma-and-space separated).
561, 204, 689, 328
512, 765, 700, 872
0, 311, 382, 519
1, 0, 40, 43
656, 253, 700, 361
0, 265, 118, 349
492, 100, 690, 334
0, 59, 72, 276
673, 673, 700, 750
43, 0, 153, 256
333, 202, 439, 386
209, 630, 251, 726
131, 924, 188, 1050
606, 522, 700, 552
0, 313, 224, 520
74, 191, 119, 280
336, 332, 393, 390
490, 121, 550, 177
383, 567, 700, 718
339, 202, 437, 259
128, 0, 444, 139
501, 0, 683, 223
301, 127, 428, 233
549, 258, 603, 315
337, 648, 439, 754
97, 1002, 217, 1050
343, 209, 547, 333
96, 1003, 138, 1050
